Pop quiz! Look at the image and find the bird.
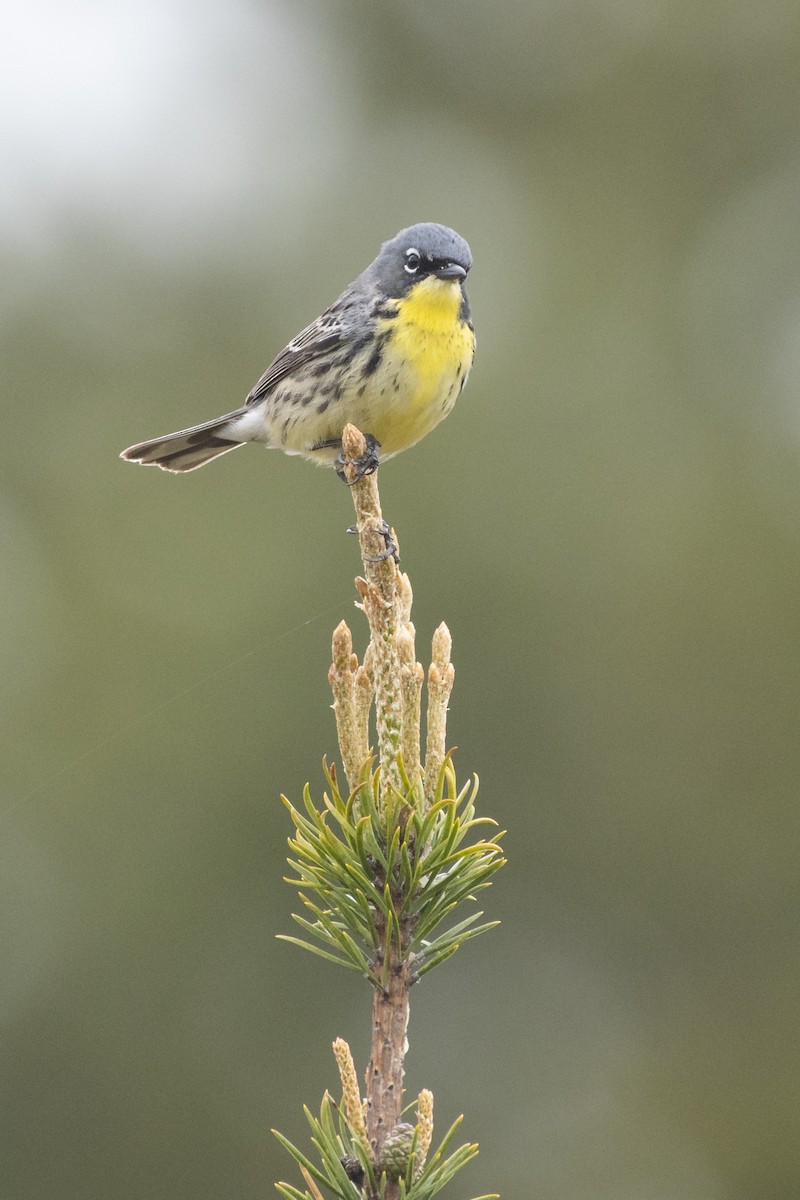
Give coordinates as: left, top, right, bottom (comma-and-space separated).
120, 223, 474, 481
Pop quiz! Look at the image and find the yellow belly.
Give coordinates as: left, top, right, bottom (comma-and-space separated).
362, 277, 475, 458
268, 276, 475, 465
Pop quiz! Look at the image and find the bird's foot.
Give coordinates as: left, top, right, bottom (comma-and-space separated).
335, 433, 381, 484
346, 519, 400, 565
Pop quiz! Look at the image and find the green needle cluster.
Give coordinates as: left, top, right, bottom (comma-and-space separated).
279, 757, 504, 985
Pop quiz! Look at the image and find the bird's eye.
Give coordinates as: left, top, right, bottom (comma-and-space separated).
404, 249, 422, 274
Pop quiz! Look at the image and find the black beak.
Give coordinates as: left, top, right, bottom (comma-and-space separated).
434, 262, 467, 280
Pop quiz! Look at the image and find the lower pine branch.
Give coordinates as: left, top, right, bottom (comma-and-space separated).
365, 918, 413, 1195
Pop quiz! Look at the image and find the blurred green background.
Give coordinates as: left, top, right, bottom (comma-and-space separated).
3, 2, 800, 1197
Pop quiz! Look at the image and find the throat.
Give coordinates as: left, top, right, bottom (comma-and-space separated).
399, 277, 463, 333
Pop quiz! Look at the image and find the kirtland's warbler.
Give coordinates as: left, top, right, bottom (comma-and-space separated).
121, 223, 474, 480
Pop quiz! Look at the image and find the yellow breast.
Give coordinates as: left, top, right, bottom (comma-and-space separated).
369, 276, 475, 457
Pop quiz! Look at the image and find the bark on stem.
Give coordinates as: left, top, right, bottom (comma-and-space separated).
340, 424, 404, 801
336, 426, 454, 1198
365, 915, 413, 1168
338, 427, 416, 1199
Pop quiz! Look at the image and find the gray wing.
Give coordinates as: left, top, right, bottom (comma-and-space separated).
245, 292, 370, 408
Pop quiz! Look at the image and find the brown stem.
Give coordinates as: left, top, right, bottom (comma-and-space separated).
335, 426, 453, 1199
340, 424, 403, 801
364, 915, 413, 1198
337, 426, 418, 1199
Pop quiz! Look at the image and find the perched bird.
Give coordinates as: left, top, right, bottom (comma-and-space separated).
120, 223, 475, 480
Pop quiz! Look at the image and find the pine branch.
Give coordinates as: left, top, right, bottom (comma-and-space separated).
274, 425, 504, 1200
338, 423, 406, 801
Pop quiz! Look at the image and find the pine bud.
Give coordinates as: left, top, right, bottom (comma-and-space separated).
377, 1122, 416, 1180
340, 1154, 365, 1188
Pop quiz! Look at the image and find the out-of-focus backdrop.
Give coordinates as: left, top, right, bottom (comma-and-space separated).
3, 2, 800, 1197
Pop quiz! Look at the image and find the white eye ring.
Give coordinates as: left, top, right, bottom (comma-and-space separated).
404, 249, 421, 274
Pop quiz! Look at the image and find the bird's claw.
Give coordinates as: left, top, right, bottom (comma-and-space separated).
335, 434, 381, 484
346, 519, 400, 564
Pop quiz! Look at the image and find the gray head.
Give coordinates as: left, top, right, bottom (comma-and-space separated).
368, 223, 473, 299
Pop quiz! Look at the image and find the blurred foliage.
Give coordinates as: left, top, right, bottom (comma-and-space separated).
3, 2, 800, 1198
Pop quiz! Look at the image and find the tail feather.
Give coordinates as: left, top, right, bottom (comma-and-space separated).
121, 408, 249, 473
